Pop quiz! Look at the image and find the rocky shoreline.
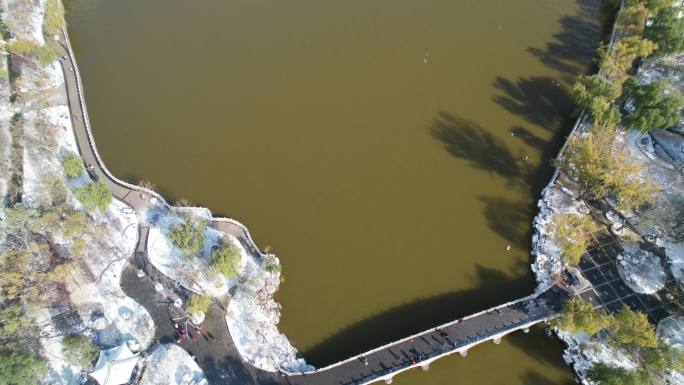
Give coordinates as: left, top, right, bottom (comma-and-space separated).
530, 2, 684, 383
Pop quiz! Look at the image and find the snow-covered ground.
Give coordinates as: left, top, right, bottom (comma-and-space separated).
139, 344, 208, 385
146, 206, 251, 297
145, 204, 312, 372
0, 2, 156, 382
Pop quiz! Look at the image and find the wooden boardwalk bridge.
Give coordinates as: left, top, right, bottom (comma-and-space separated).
284, 285, 568, 385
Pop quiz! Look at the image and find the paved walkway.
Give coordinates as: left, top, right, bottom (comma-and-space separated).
55, 26, 571, 385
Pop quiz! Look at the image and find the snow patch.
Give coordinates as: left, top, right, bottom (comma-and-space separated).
139, 344, 208, 385
145, 207, 252, 297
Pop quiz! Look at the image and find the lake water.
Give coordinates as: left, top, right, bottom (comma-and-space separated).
65, 0, 605, 383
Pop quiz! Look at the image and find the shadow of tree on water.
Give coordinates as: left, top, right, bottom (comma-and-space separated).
479, 196, 536, 251
518, 370, 575, 385
493, 76, 572, 130
527, 0, 606, 84
302, 265, 536, 367
429, 112, 521, 180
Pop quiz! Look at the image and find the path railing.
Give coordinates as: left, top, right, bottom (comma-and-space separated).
545, 0, 624, 188
59, 25, 271, 260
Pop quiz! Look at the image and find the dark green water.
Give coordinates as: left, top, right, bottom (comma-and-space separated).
66, 0, 606, 383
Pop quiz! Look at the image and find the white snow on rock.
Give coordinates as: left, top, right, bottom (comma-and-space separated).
146, 207, 251, 297
139, 344, 208, 385
559, 331, 638, 384
665, 242, 684, 292
657, 316, 684, 351
615, 244, 666, 295
226, 258, 313, 373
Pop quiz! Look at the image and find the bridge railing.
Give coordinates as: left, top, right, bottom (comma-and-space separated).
339, 314, 556, 385
286, 285, 558, 376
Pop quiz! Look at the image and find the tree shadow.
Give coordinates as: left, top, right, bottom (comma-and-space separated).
526, 0, 605, 84
493, 76, 572, 130
510, 126, 547, 151
518, 369, 575, 385
479, 196, 535, 250
507, 327, 575, 373
302, 265, 535, 367
429, 112, 521, 180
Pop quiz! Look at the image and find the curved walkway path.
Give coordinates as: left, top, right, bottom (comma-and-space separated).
55, 26, 571, 385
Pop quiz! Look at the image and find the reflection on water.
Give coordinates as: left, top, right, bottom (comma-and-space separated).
65, 0, 605, 383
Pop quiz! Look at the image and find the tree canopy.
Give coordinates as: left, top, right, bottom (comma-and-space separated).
169, 217, 206, 258
588, 363, 650, 385
61, 153, 84, 179
551, 213, 597, 266
552, 298, 611, 335
645, 1, 684, 55
610, 305, 657, 348
209, 239, 241, 278
0, 349, 47, 385
624, 78, 684, 132
572, 75, 620, 127
187, 294, 211, 314
75, 180, 112, 212
62, 335, 98, 367
562, 128, 657, 211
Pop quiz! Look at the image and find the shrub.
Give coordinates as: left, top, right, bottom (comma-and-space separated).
552, 298, 611, 336
43, 0, 65, 36
61, 335, 98, 367
6, 39, 36, 56
169, 217, 206, 258
187, 294, 211, 314
64, 212, 87, 238
75, 180, 112, 212
551, 213, 597, 266
0, 349, 47, 385
209, 240, 241, 278
266, 263, 281, 274
610, 305, 657, 348
61, 153, 84, 178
